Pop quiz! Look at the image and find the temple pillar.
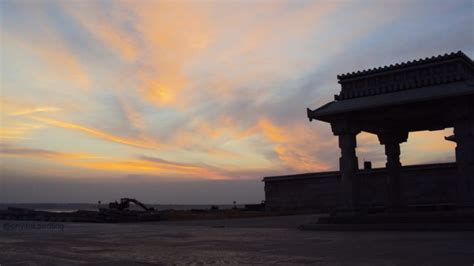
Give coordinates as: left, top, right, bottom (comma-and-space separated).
338, 133, 359, 210
378, 132, 408, 209
453, 118, 474, 206
331, 121, 360, 211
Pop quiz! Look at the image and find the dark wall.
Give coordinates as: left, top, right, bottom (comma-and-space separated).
264, 163, 457, 212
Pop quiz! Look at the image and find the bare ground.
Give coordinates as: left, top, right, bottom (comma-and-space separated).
1, 215, 473, 265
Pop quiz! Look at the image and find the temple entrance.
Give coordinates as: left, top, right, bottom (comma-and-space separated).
308, 51, 474, 211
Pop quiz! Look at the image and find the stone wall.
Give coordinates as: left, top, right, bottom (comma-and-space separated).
264, 163, 457, 212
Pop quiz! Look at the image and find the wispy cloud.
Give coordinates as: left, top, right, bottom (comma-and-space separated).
258, 117, 337, 172
31, 116, 163, 150
0, 144, 96, 160
69, 155, 230, 180
9, 107, 61, 116
60, 1, 139, 61
0, 123, 45, 140
0, 143, 229, 180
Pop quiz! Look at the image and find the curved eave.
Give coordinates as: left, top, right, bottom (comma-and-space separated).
307, 80, 474, 122
307, 102, 336, 122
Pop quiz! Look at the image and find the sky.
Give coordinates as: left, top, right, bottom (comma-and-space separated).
1, 0, 473, 204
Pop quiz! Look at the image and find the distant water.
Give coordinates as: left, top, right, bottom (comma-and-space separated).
0, 203, 243, 212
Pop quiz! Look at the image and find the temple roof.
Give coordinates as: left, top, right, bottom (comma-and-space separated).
337, 51, 473, 80
308, 80, 474, 121
308, 51, 474, 122
333, 51, 474, 101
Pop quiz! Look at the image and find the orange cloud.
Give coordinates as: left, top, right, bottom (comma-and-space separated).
356, 130, 456, 167
257, 117, 335, 172
258, 118, 290, 143
228, 1, 339, 57
0, 123, 45, 140
1, 96, 61, 116
32, 116, 162, 150
196, 115, 257, 141
163, 115, 260, 161
127, 1, 215, 108
0, 98, 61, 140
400, 130, 456, 165
9, 107, 61, 116
69, 157, 229, 180
1, 143, 228, 180
139, 76, 183, 107
274, 145, 329, 172
0, 144, 96, 160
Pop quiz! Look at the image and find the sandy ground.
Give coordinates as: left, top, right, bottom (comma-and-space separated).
1, 215, 473, 265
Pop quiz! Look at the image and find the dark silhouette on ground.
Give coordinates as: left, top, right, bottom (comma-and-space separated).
108, 198, 155, 211
0, 198, 271, 223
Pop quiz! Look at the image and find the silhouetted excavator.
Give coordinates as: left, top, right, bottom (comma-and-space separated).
108, 198, 155, 212
0, 198, 161, 223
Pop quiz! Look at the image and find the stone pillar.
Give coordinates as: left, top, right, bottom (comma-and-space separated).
338, 133, 359, 210
453, 118, 474, 206
378, 132, 408, 209
332, 121, 360, 211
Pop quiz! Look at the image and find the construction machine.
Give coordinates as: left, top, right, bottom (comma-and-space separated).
108, 198, 155, 211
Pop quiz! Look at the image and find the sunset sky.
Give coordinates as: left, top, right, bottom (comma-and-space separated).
1, 0, 473, 203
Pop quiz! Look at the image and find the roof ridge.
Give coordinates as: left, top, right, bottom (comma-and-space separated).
337, 51, 473, 80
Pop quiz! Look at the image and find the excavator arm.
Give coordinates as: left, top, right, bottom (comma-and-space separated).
108, 198, 155, 211
123, 198, 154, 211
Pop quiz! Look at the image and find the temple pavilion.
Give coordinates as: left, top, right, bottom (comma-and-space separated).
264, 51, 474, 213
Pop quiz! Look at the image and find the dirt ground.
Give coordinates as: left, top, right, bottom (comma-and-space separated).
1, 215, 473, 265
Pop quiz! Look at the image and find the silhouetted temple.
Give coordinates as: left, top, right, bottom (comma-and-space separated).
264, 51, 474, 212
